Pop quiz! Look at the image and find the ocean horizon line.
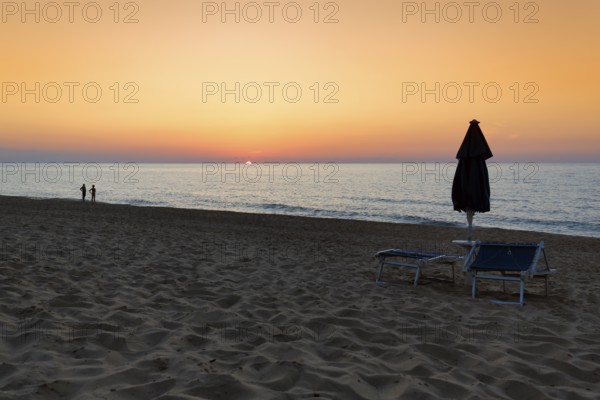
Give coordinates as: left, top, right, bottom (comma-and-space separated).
1, 160, 599, 164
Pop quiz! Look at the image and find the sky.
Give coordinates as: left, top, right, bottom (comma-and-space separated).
1, 0, 599, 162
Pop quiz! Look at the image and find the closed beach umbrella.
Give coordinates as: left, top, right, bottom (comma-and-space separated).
452, 120, 493, 241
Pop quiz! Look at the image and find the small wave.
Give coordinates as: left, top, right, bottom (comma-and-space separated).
349, 196, 448, 207
127, 199, 168, 207
394, 215, 461, 227
259, 203, 316, 214
247, 202, 366, 220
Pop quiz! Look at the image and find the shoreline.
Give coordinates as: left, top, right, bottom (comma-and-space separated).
3, 194, 598, 241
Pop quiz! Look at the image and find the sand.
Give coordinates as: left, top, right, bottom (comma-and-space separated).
0, 195, 599, 399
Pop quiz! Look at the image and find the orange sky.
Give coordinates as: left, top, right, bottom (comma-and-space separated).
1, 0, 599, 162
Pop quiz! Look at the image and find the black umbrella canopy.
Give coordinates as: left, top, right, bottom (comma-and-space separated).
452, 120, 493, 214
455, 120, 493, 160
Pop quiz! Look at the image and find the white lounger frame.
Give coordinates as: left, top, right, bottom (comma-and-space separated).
375, 250, 461, 286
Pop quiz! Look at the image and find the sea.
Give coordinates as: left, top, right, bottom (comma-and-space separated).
1, 162, 599, 238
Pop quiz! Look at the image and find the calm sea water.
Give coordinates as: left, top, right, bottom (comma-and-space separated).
1, 162, 599, 238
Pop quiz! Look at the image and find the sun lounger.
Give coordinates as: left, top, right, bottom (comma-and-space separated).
464, 241, 557, 305
374, 249, 461, 286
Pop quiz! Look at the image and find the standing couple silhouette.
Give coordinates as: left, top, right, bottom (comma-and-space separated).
80, 184, 97, 203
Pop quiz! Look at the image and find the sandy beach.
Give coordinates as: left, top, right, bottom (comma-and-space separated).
1, 195, 599, 399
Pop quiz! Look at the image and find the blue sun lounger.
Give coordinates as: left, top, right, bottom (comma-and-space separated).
464, 241, 556, 305
374, 249, 461, 286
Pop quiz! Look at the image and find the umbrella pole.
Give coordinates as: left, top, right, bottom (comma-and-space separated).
465, 210, 475, 285
467, 210, 474, 242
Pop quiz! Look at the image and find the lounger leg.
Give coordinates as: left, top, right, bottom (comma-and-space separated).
519, 278, 524, 306
414, 266, 420, 286
376, 258, 385, 284
472, 273, 477, 299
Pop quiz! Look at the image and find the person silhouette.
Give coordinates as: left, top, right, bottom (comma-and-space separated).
80, 184, 87, 202
90, 185, 96, 203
